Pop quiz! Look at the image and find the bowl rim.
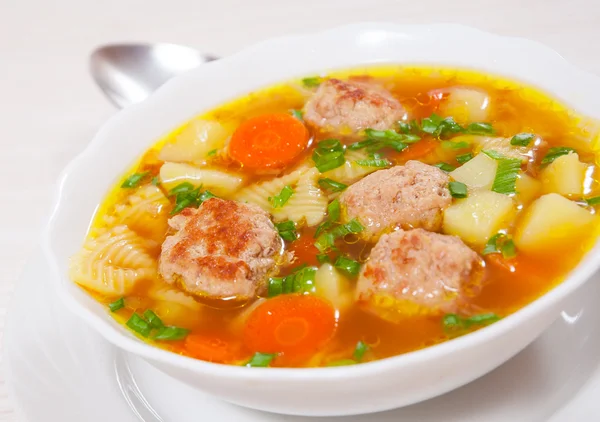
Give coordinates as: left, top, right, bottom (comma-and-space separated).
42, 22, 600, 381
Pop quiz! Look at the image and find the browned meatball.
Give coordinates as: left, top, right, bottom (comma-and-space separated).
357, 229, 481, 320
159, 198, 283, 301
339, 161, 451, 239
303, 78, 406, 134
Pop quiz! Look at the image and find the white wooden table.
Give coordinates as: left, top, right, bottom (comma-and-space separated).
1, 0, 599, 419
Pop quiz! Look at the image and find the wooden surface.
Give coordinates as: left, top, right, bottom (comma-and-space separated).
1, 0, 600, 419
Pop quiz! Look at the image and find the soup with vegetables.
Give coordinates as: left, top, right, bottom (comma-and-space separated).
70, 66, 600, 368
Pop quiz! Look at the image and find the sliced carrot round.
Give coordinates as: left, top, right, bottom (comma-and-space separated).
182, 332, 249, 364
243, 294, 336, 357
229, 113, 309, 170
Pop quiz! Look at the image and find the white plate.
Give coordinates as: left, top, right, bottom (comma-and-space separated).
5, 249, 600, 421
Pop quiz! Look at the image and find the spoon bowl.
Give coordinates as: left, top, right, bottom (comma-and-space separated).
90, 43, 218, 108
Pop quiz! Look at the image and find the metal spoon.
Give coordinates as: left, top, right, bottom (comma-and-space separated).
90, 43, 218, 108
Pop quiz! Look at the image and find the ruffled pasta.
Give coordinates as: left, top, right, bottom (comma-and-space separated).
271, 168, 327, 226
104, 185, 171, 243
159, 162, 245, 196
148, 285, 202, 311
69, 225, 157, 296
321, 150, 379, 185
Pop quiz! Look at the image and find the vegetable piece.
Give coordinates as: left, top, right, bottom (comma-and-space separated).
275, 220, 298, 242
482, 233, 503, 255
267, 265, 317, 297
482, 233, 517, 258
441, 140, 470, 150
355, 158, 392, 168
586, 196, 600, 206
443, 190, 515, 246
314, 218, 365, 252
143, 310, 164, 329
312, 139, 346, 172
436, 87, 490, 124
159, 162, 245, 195
153, 326, 189, 341
515, 173, 542, 204
352, 341, 369, 361
334, 255, 361, 276
229, 113, 309, 170
501, 239, 517, 259
121, 172, 149, 189
151, 176, 160, 186
514, 193, 595, 254
318, 178, 347, 192
542, 147, 577, 165
327, 199, 341, 222
491, 156, 521, 195
327, 359, 357, 367
109, 297, 125, 312
449, 181, 468, 198
442, 312, 500, 334
434, 163, 455, 172
243, 294, 336, 356
290, 109, 303, 120
474, 138, 529, 162
540, 152, 586, 196
302, 77, 322, 87
167, 182, 217, 215
465, 122, 494, 135
207, 149, 218, 157
314, 263, 352, 311
269, 185, 294, 208
184, 333, 247, 363
450, 153, 498, 190
510, 133, 535, 147
245, 352, 277, 367
456, 153, 474, 164
126, 313, 152, 337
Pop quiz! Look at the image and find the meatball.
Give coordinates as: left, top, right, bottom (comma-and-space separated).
339, 161, 451, 238
303, 78, 406, 134
356, 229, 481, 319
159, 198, 283, 301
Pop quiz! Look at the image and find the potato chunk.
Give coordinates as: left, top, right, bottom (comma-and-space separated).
516, 173, 542, 204
450, 153, 498, 190
514, 193, 595, 254
314, 263, 352, 312
159, 162, 245, 196
443, 190, 515, 246
438, 87, 490, 124
540, 152, 587, 196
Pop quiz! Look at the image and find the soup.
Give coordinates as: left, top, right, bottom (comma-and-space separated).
70, 66, 600, 368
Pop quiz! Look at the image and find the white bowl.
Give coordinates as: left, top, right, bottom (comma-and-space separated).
43, 23, 600, 416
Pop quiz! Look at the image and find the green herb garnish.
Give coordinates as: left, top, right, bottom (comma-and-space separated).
327, 359, 357, 367
441, 140, 470, 150
121, 171, 150, 189
352, 341, 369, 361
434, 163, 456, 172
275, 220, 298, 242
207, 149, 218, 157
355, 158, 392, 168
267, 265, 317, 297
465, 122, 494, 135
316, 253, 331, 264
151, 176, 160, 186
327, 199, 341, 222
269, 185, 294, 208
482, 233, 503, 255
152, 326, 189, 341
449, 181, 468, 198
318, 178, 347, 192
168, 182, 217, 214
290, 109, 303, 120
126, 313, 152, 337
302, 77, 322, 88
143, 310, 164, 329
334, 255, 361, 276
542, 147, 577, 165
585, 196, 600, 206
482, 150, 522, 195
314, 218, 364, 253
482, 233, 517, 259
245, 352, 277, 367
456, 152, 474, 164
501, 239, 517, 259
442, 313, 500, 334
127, 310, 188, 340
312, 139, 346, 172
109, 297, 125, 312
510, 133, 535, 147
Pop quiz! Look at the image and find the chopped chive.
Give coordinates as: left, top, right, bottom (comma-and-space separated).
169, 182, 195, 195
316, 253, 331, 264
143, 310, 164, 329
441, 140, 470, 150
290, 109, 303, 120
482, 233, 503, 255
541, 147, 577, 165
314, 232, 336, 253
269, 185, 294, 208
327, 359, 357, 367
466, 122, 494, 135
449, 181, 468, 198
151, 176, 160, 186
510, 133, 535, 147
109, 297, 125, 312
168, 182, 217, 215
152, 326, 189, 341
327, 199, 341, 222
267, 277, 284, 297
420, 113, 444, 134
121, 171, 150, 189
442, 312, 500, 334
397, 121, 411, 134
314, 219, 364, 253
245, 352, 277, 367
334, 255, 361, 276
302, 77, 322, 88
482, 150, 506, 160
318, 178, 347, 192
126, 313, 152, 337
465, 313, 500, 327
456, 152, 474, 164
268, 266, 317, 297
275, 220, 298, 242
352, 341, 369, 362
585, 196, 600, 206
434, 163, 456, 172
313, 139, 346, 172
501, 239, 517, 259
355, 158, 392, 168
207, 149, 218, 156
442, 314, 462, 332
492, 158, 521, 195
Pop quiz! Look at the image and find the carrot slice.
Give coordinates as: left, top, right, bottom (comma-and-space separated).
182, 333, 249, 364
229, 113, 309, 170
243, 294, 336, 357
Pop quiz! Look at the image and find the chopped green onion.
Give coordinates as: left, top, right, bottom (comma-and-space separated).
126, 313, 152, 337
441, 141, 470, 150
541, 147, 577, 165
327, 359, 357, 367
585, 196, 600, 206
207, 149, 218, 156
482, 150, 506, 160
466, 122, 494, 135
449, 181, 468, 198
365, 128, 420, 145
302, 77, 322, 88
121, 171, 149, 189
169, 182, 195, 195
420, 114, 444, 134
314, 219, 364, 252
169, 182, 217, 215
434, 163, 455, 172
492, 158, 521, 195
352, 341, 369, 361
314, 232, 336, 253
152, 326, 189, 341
327, 199, 341, 222
314, 220, 334, 239
275, 220, 297, 242
482, 233, 503, 255
456, 153, 474, 164
245, 352, 277, 367
143, 310, 164, 329
510, 133, 535, 147
267, 277, 284, 297
316, 253, 331, 264
334, 255, 361, 276
442, 312, 500, 334
313, 140, 346, 172
269, 185, 294, 208
397, 121, 411, 134
268, 266, 317, 297
465, 313, 500, 327
318, 178, 347, 192
290, 109, 303, 120
109, 297, 125, 312
355, 158, 392, 168
501, 239, 517, 259
151, 176, 160, 186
